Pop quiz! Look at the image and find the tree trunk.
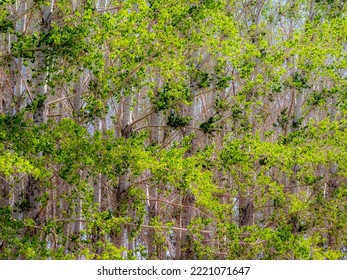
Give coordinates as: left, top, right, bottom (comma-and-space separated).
1, 1, 27, 216
147, 108, 163, 259
114, 93, 133, 255
33, 0, 53, 124
23, 0, 54, 228
176, 73, 199, 259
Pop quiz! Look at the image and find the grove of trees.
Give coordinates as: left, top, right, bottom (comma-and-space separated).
1, 0, 347, 259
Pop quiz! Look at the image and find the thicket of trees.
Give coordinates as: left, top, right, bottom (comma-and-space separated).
1, 0, 347, 259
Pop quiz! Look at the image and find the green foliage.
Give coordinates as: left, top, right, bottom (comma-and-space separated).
151, 82, 191, 112
167, 111, 191, 129
199, 116, 221, 134
1, 0, 347, 260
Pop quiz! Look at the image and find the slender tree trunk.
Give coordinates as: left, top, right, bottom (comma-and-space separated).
147, 74, 163, 258
73, 78, 84, 238
293, 89, 304, 129
114, 92, 133, 255
1, 1, 27, 217
118, 92, 133, 196
326, 88, 338, 249
147, 107, 163, 259
0, 176, 11, 208
23, 0, 54, 229
176, 74, 199, 259
238, 194, 254, 226
93, 116, 103, 210
5, 31, 15, 116
33, 0, 53, 123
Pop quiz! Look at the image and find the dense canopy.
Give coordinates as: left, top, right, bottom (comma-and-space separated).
1, 0, 347, 259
